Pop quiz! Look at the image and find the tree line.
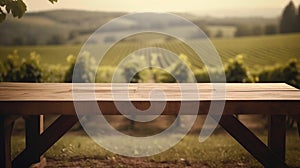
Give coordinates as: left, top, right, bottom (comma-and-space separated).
1, 51, 299, 89
280, 1, 300, 34
228, 1, 300, 37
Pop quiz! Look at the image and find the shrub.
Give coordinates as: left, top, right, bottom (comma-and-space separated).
64, 52, 96, 83
194, 67, 225, 83
225, 54, 254, 82
96, 66, 115, 83
154, 68, 176, 83
42, 65, 66, 82
1, 50, 43, 82
258, 59, 300, 88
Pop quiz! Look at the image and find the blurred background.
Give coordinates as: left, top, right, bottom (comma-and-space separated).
1, 0, 300, 167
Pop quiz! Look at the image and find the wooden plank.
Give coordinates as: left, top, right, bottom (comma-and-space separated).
0, 115, 15, 168
217, 115, 288, 168
0, 83, 296, 91
0, 83, 300, 101
1, 100, 300, 115
12, 115, 78, 168
268, 115, 286, 161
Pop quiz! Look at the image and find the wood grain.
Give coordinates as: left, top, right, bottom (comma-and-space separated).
0, 83, 299, 115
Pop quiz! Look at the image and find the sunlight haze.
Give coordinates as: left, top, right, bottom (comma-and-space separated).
24, 0, 300, 17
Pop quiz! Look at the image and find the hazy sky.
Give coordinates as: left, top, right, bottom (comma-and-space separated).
24, 0, 300, 17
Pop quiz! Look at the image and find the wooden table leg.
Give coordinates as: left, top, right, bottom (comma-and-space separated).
290, 115, 300, 137
12, 115, 78, 168
24, 115, 41, 164
24, 115, 46, 167
217, 115, 288, 168
297, 116, 300, 137
268, 115, 286, 161
0, 115, 16, 168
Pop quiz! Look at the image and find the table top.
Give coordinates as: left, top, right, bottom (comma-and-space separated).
0, 82, 299, 101
0, 83, 299, 115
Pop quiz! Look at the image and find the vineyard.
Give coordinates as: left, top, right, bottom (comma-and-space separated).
0, 33, 300, 72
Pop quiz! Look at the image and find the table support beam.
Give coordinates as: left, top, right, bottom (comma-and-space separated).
12, 115, 78, 168
268, 115, 286, 161
0, 116, 16, 168
290, 115, 300, 137
24, 115, 42, 164
217, 115, 288, 168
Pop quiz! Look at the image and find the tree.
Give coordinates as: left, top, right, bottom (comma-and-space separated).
235, 25, 252, 37
215, 30, 223, 38
0, 0, 57, 22
265, 24, 278, 35
297, 5, 300, 32
280, 1, 297, 33
252, 25, 264, 36
47, 34, 66, 45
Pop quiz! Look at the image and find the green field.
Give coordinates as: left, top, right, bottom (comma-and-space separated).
11, 132, 300, 167
1, 33, 300, 71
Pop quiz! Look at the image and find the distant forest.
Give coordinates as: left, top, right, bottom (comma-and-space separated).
0, 1, 299, 46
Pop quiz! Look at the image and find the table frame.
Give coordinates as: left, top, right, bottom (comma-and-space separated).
0, 83, 300, 168
1, 114, 299, 168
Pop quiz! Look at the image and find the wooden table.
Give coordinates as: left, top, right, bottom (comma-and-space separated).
0, 83, 300, 168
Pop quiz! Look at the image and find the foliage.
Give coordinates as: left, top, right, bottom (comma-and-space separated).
167, 54, 194, 83
258, 59, 300, 88
194, 54, 255, 83
234, 24, 271, 37
64, 52, 96, 83
225, 54, 254, 83
18, 52, 43, 82
252, 25, 264, 36
194, 67, 225, 83
96, 66, 115, 83
42, 64, 66, 82
119, 55, 148, 83
123, 66, 141, 83
234, 25, 253, 37
0, 60, 5, 81
298, 5, 300, 32
0, 50, 299, 89
0, 34, 299, 86
1, 33, 299, 71
0, 50, 43, 82
265, 24, 278, 35
47, 34, 67, 45
215, 30, 223, 38
154, 68, 176, 83
280, 1, 298, 33
0, 0, 57, 22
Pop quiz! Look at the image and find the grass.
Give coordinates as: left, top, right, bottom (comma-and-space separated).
11, 131, 300, 167
1, 33, 300, 72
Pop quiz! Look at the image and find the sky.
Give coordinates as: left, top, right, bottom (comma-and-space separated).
24, 0, 300, 17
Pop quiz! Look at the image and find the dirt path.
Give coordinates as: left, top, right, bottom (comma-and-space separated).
45, 157, 250, 168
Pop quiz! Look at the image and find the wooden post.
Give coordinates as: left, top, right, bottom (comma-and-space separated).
13, 115, 78, 168
24, 115, 46, 168
268, 115, 286, 161
218, 115, 288, 168
0, 115, 15, 168
25, 116, 41, 164
290, 115, 300, 137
